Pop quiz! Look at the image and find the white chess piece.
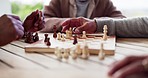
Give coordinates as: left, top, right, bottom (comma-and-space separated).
82, 31, 87, 39
61, 34, 65, 42
75, 43, 81, 55
98, 43, 105, 60
63, 49, 69, 59
57, 48, 62, 59
70, 49, 78, 60
102, 25, 108, 41
54, 47, 59, 56
82, 43, 89, 59
65, 30, 70, 39
69, 27, 72, 37
57, 32, 61, 40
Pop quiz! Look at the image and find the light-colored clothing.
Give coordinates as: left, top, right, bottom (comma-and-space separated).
95, 17, 148, 37
41, 0, 125, 32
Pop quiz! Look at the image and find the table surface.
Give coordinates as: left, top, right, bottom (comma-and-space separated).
0, 33, 148, 78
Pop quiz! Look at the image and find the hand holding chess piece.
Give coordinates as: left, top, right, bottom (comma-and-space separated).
0, 14, 24, 46
23, 10, 45, 32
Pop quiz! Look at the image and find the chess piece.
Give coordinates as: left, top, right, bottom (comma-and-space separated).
54, 47, 59, 56
33, 32, 39, 42
75, 43, 81, 55
25, 32, 34, 43
57, 48, 62, 59
82, 31, 87, 39
46, 38, 51, 46
81, 43, 89, 59
65, 30, 70, 39
53, 25, 57, 38
61, 34, 65, 42
63, 49, 69, 59
69, 27, 72, 37
44, 34, 48, 42
102, 25, 108, 41
57, 32, 61, 40
70, 49, 78, 60
73, 35, 78, 45
98, 43, 105, 60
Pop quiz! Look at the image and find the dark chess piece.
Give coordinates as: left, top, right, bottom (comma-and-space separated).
73, 35, 78, 45
33, 33, 39, 42
46, 38, 51, 46
25, 32, 34, 43
44, 34, 48, 42
53, 25, 57, 38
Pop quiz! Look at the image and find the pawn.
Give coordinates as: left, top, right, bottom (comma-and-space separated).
57, 32, 61, 40
82, 31, 87, 39
69, 27, 72, 37
70, 49, 78, 60
81, 43, 89, 59
61, 34, 65, 42
75, 43, 81, 55
63, 49, 69, 59
98, 43, 105, 60
54, 47, 60, 56
57, 50, 62, 60
65, 30, 70, 39
73, 35, 78, 45
46, 38, 51, 46
44, 34, 48, 42
33, 33, 39, 42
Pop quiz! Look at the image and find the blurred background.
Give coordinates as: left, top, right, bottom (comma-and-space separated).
0, 0, 148, 20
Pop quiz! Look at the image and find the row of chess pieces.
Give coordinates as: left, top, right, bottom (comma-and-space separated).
54, 41, 105, 60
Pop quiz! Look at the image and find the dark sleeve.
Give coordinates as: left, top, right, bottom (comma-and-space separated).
95, 17, 148, 37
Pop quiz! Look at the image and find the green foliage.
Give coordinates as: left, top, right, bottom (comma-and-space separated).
11, 2, 43, 21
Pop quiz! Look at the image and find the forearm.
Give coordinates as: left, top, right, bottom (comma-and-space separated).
40, 18, 69, 33
95, 17, 148, 37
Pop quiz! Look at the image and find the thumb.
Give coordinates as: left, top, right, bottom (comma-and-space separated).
74, 25, 85, 34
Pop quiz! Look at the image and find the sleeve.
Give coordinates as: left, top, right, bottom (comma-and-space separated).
95, 17, 148, 37
103, 0, 126, 18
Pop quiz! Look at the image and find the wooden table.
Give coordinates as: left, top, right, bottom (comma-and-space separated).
0, 35, 148, 78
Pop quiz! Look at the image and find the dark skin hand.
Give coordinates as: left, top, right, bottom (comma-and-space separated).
23, 10, 45, 32
61, 17, 96, 34
0, 14, 24, 46
108, 55, 148, 78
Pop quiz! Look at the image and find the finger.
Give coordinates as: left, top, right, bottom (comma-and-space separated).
108, 56, 147, 76
112, 61, 145, 78
26, 10, 39, 20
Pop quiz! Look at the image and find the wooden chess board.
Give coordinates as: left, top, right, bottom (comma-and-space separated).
25, 33, 116, 55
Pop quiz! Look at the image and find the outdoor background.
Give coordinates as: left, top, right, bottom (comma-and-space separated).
0, 0, 148, 20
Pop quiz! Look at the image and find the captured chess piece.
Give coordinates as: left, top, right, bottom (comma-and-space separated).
53, 25, 57, 38
63, 49, 69, 59
33, 32, 39, 42
82, 31, 87, 39
102, 25, 108, 41
25, 32, 34, 43
44, 34, 48, 42
46, 38, 51, 46
98, 43, 105, 60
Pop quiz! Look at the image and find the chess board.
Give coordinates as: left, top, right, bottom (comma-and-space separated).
25, 33, 116, 55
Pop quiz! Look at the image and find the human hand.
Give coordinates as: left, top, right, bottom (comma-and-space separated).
108, 55, 148, 78
0, 14, 24, 46
23, 10, 45, 32
61, 17, 96, 34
